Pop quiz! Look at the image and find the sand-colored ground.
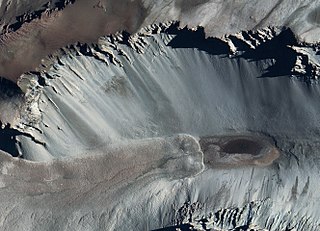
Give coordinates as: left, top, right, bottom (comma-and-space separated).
0, 0, 146, 82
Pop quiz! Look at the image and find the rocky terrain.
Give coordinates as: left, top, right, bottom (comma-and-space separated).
0, 1, 320, 230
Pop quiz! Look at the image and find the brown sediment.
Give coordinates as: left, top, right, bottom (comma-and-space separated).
199, 135, 280, 168
0, 0, 147, 83
253, 147, 280, 166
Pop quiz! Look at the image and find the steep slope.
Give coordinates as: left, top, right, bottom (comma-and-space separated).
0, 24, 317, 230
0, 1, 320, 231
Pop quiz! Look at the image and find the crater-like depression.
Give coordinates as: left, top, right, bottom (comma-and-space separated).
199, 135, 280, 168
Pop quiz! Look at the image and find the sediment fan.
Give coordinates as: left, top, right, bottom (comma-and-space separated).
0, 0, 320, 230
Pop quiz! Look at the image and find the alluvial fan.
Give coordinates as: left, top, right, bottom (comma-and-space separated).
0, 0, 320, 230
0, 23, 317, 230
